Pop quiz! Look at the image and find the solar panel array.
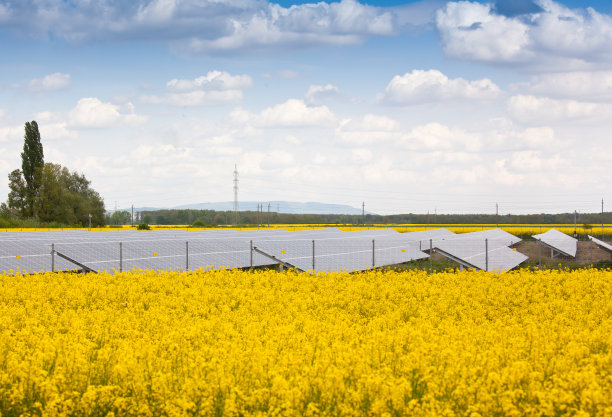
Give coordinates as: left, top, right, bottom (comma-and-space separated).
421, 228, 527, 271
1, 228, 429, 275
533, 229, 577, 257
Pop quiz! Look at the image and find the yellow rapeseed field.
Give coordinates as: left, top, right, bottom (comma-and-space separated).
1, 268, 611, 416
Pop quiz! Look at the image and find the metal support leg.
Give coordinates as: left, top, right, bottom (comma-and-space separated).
429, 239, 433, 274
372, 239, 375, 269
250, 240, 253, 268
186, 241, 189, 271
51, 243, 55, 273
119, 242, 123, 272
485, 239, 488, 272
312, 240, 315, 271
538, 238, 542, 270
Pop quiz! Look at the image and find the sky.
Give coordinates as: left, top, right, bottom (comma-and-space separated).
0, 0, 611, 215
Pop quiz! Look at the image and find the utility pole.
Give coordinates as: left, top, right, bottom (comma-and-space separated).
268, 203, 270, 227
233, 164, 239, 225
496, 203, 499, 228
574, 210, 577, 238
131, 204, 134, 227
361, 201, 365, 226
602, 198, 605, 239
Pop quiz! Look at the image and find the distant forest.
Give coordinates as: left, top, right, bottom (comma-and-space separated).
110, 209, 612, 226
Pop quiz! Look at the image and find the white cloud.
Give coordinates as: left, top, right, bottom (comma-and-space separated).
336, 114, 400, 145
305, 84, 339, 105
351, 148, 373, 163
143, 70, 250, 106
142, 90, 243, 106
166, 71, 252, 92
0, 125, 22, 142
261, 70, 302, 79
381, 69, 501, 105
436, 1, 612, 66
518, 71, 612, 100
0, 108, 5, 118
186, 0, 395, 53
39, 122, 77, 140
436, 2, 530, 62
1, 0, 396, 54
69, 98, 147, 128
403, 123, 482, 152
507, 95, 612, 124
28, 73, 71, 91
234, 99, 336, 128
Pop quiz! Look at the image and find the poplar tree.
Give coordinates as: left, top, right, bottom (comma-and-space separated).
21, 121, 44, 216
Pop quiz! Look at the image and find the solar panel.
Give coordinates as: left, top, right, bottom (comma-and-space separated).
434, 239, 528, 272
533, 229, 577, 257
588, 235, 612, 260
421, 228, 526, 272
402, 228, 456, 250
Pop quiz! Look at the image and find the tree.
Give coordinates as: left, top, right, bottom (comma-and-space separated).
107, 210, 131, 225
33, 163, 105, 226
21, 121, 44, 216
7, 169, 27, 216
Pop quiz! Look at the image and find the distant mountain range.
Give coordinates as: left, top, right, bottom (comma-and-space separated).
114, 201, 372, 215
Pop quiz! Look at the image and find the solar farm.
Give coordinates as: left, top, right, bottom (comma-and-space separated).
3, 226, 602, 275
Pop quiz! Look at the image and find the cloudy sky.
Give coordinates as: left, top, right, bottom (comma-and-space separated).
0, 0, 610, 215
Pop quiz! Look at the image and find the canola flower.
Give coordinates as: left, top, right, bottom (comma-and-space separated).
0, 268, 611, 416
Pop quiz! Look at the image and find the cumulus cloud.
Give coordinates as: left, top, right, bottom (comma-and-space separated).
69, 98, 147, 128
403, 123, 482, 152
0, 0, 396, 54
336, 114, 400, 145
436, 1, 612, 66
305, 84, 339, 105
507, 95, 612, 123
436, 2, 530, 62
232, 99, 336, 128
27, 72, 71, 91
166, 71, 252, 91
381, 69, 502, 105
142, 70, 250, 106
518, 71, 612, 100
0, 125, 22, 142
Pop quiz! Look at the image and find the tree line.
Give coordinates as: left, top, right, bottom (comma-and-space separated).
107, 208, 612, 226
1, 121, 105, 228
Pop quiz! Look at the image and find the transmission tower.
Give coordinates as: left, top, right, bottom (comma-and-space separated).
233, 164, 239, 224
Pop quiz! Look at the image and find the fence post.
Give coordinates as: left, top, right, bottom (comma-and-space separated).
429, 239, 433, 274
51, 243, 55, 273
312, 240, 315, 271
538, 238, 542, 270
372, 239, 375, 269
186, 241, 189, 271
485, 238, 489, 272
250, 240, 253, 268
119, 242, 123, 272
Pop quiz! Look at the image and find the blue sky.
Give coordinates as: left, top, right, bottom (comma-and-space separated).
0, 0, 611, 215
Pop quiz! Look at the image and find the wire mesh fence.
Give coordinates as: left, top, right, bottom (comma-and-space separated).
1, 232, 610, 275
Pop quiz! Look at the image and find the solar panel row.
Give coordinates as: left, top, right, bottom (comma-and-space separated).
1, 228, 430, 274
0, 227, 534, 274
